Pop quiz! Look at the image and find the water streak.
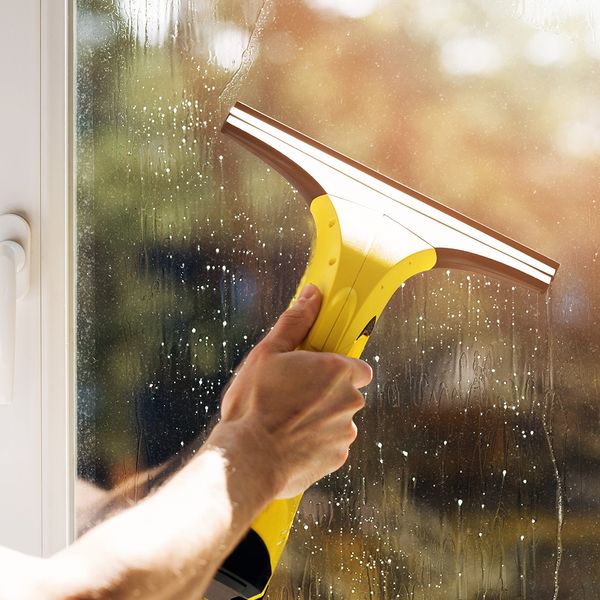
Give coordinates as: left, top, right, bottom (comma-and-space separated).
217, 0, 274, 108
541, 294, 562, 600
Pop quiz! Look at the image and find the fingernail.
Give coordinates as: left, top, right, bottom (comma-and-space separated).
297, 283, 318, 302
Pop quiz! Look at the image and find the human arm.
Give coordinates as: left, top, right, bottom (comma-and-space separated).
0, 284, 371, 600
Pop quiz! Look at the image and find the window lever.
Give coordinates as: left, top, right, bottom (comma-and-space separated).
0, 215, 30, 405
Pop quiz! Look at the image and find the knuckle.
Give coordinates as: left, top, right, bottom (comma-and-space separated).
320, 353, 347, 375
248, 341, 269, 362
246, 344, 260, 360
350, 359, 371, 387
347, 421, 358, 443
282, 306, 305, 324
318, 353, 336, 370
341, 388, 365, 412
352, 390, 366, 410
335, 448, 350, 468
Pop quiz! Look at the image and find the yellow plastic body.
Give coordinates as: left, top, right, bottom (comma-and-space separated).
247, 194, 437, 599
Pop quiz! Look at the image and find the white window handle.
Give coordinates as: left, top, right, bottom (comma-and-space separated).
0, 215, 30, 405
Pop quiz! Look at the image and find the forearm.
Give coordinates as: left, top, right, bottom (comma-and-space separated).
76, 443, 192, 537
1, 285, 368, 600
42, 422, 280, 600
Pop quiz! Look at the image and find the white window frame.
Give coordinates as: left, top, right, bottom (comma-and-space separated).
0, 0, 71, 557
0, 0, 42, 556
40, 0, 73, 556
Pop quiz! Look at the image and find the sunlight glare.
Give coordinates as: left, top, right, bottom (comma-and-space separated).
119, 0, 180, 46
439, 37, 504, 76
305, 0, 380, 20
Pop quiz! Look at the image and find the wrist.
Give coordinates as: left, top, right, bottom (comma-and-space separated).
205, 420, 284, 506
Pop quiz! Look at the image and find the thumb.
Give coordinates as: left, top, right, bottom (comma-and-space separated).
263, 284, 322, 353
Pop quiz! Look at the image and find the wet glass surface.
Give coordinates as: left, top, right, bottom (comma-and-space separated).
76, 0, 600, 597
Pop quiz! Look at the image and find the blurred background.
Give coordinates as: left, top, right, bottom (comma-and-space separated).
75, 0, 600, 597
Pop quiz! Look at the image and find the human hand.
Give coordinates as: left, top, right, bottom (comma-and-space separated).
215, 284, 372, 499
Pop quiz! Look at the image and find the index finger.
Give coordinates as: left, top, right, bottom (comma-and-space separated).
341, 356, 373, 388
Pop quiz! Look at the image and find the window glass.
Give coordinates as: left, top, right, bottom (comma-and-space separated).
76, 0, 600, 597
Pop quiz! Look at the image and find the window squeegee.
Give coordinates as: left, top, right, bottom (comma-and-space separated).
206, 103, 559, 600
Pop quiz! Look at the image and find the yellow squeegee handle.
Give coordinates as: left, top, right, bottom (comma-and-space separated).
245, 194, 438, 599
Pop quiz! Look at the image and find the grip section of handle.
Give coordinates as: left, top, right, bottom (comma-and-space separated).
207, 496, 303, 600
0, 241, 25, 405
